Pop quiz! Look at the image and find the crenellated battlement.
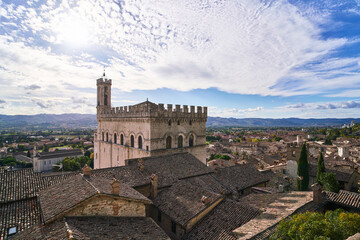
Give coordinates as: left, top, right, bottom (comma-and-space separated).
97, 78, 112, 84
99, 103, 207, 120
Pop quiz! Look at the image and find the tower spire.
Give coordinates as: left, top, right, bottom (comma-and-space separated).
103, 66, 106, 77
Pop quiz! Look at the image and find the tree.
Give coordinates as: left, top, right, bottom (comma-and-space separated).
270, 209, 360, 240
316, 152, 325, 183
324, 139, 332, 145
320, 172, 340, 193
84, 150, 91, 158
26, 150, 31, 158
43, 144, 49, 152
297, 143, 309, 191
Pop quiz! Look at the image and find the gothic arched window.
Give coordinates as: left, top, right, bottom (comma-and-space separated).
120, 134, 124, 145
189, 134, 194, 147
166, 136, 172, 149
178, 136, 183, 148
104, 94, 108, 106
138, 136, 143, 149
102, 132, 104, 141
106, 132, 109, 142
114, 133, 117, 144
130, 135, 134, 147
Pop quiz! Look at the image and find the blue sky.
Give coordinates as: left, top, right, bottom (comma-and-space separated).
0, 0, 360, 118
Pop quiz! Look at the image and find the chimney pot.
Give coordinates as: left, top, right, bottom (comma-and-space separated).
201, 195, 208, 204
311, 183, 324, 204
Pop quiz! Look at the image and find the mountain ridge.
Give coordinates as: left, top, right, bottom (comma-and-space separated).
0, 114, 358, 129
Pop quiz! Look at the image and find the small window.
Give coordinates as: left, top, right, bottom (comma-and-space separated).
177, 120, 180, 125
146, 146, 149, 151
189, 120, 192, 125
178, 136, 183, 148
106, 132, 109, 142
102, 132, 104, 141
168, 120, 172, 126
138, 136, 143, 149
120, 134, 124, 145
171, 221, 176, 234
131, 135, 134, 147
158, 210, 162, 222
96, 153, 97, 159
189, 134, 194, 147
114, 133, 117, 144
166, 136, 172, 149
8, 227, 17, 236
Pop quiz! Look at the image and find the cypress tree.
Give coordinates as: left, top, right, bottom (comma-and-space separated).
297, 143, 309, 191
316, 152, 325, 183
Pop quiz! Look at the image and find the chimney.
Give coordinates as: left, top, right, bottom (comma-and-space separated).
137, 159, 144, 171
150, 174, 158, 198
82, 164, 92, 178
111, 178, 120, 195
311, 183, 324, 204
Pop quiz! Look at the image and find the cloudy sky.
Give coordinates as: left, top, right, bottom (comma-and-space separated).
0, 0, 360, 118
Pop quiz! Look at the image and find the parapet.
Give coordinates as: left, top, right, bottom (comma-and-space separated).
97, 78, 112, 85
99, 102, 207, 120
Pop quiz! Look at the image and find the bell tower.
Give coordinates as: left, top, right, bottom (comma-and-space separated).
97, 70, 112, 118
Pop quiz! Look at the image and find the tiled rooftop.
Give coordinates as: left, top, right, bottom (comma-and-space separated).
325, 190, 360, 209
153, 181, 223, 227
13, 216, 170, 240
184, 199, 261, 240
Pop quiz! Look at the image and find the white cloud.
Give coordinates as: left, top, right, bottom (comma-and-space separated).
282, 100, 360, 110
0, 0, 359, 115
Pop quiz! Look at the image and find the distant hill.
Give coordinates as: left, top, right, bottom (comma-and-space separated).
0, 114, 97, 129
207, 117, 360, 127
0, 114, 358, 129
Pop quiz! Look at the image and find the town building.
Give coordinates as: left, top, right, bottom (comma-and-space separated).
94, 72, 207, 169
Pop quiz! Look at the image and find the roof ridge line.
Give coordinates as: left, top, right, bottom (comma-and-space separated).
81, 174, 101, 194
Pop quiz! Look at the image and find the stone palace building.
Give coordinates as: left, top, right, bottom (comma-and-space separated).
94, 72, 207, 169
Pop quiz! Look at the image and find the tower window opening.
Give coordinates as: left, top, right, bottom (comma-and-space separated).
106, 132, 109, 142
168, 120, 171, 126
177, 120, 180, 125
178, 136, 183, 148
189, 134, 194, 147
131, 135, 135, 147
114, 133, 117, 144
102, 132, 104, 141
189, 120, 192, 125
138, 136, 143, 149
166, 136, 172, 149
104, 94, 108, 106
120, 134, 124, 145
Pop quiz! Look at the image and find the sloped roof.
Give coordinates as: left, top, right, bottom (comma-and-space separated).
13, 216, 170, 240
130, 153, 214, 188
184, 199, 261, 240
180, 173, 231, 195
0, 197, 42, 240
325, 190, 360, 209
214, 164, 271, 192
153, 181, 223, 227
39, 174, 151, 223
309, 164, 354, 182
0, 168, 76, 203
37, 149, 82, 160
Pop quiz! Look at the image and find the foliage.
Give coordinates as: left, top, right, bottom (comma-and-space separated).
319, 172, 340, 193
297, 143, 309, 191
53, 156, 93, 172
316, 152, 325, 183
324, 139, 332, 145
0, 156, 32, 168
26, 150, 31, 157
209, 154, 231, 160
206, 135, 221, 142
84, 150, 91, 158
270, 209, 360, 240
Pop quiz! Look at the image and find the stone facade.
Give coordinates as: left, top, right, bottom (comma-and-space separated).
94, 73, 207, 169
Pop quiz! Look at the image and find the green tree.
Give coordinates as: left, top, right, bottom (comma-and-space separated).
26, 150, 31, 158
324, 139, 332, 145
84, 150, 91, 158
270, 209, 360, 240
297, 143, 309, 191
43, 144, 49, 152
316, 152, 325, 183
320, 172, 340, 193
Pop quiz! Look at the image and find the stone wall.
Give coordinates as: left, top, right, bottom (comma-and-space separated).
66, 195, 146, 218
